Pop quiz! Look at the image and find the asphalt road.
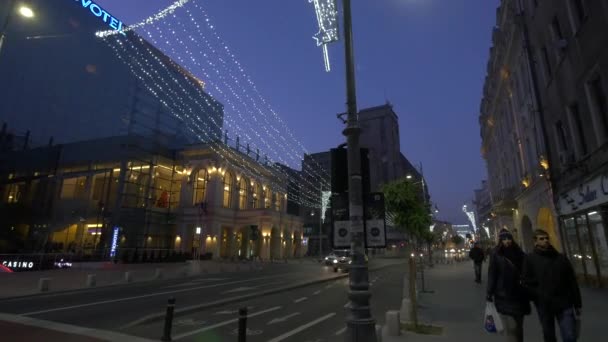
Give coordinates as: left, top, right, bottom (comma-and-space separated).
0, 258, 404, 336
123, 262, 407, 342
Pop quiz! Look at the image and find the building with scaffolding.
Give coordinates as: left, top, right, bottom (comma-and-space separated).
0, 134, 304, 260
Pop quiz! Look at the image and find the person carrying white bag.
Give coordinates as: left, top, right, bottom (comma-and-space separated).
486, 228, 531, 342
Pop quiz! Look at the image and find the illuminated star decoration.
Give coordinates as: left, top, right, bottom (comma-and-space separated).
309, 0, 339, 72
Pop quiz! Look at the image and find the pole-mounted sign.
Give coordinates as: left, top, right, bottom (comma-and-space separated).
309, 0, 339, 72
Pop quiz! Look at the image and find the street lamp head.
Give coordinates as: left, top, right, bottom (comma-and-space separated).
19, 6, 35, 18
406, 174, 412, 179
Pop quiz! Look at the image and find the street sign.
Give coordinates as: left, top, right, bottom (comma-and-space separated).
364, 193, 387, 248
332, 192, 387, 248
331, 193, 350, 248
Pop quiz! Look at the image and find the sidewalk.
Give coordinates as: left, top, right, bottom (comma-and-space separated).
0, 313, 155, 342
382, 260, 606, 341
0, 258, 320, 298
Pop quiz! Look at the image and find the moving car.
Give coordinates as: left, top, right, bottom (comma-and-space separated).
323, 250, 350, 266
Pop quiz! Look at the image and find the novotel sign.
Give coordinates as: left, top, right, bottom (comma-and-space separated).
74, 0, 125, 35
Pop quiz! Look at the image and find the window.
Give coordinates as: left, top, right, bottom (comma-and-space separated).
274, 193, 281, 212
555, 120, 570, 151
238, 178, 248, 210
222, 172, 233, 208
250, 182, 260, 209
60, 176, 87, 199
264, 187, 271, 209
5, 183, 23, 203
587, 76, 608, 141
193, 169, 208, 205
568, 103, 588, 156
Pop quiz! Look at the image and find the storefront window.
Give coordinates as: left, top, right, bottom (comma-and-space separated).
588, 211, 608, 278
564, 217, 585, 274
576, 215, 595, 276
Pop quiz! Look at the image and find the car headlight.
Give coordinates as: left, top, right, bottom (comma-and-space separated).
333, 259, 338, 264
324, 257, 328, 260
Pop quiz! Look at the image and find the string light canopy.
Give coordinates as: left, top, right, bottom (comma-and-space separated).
98, 0, 333, 206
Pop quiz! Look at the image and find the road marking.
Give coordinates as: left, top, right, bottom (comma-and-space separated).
312, 290, 321, 295
163, 278, 230, 288
214, 306, 254, 315
267, 312, 336, 342
267, 312, 300, 325
335, 327, 347, 335
173, 306, 281, 340
19, 275, 284, 316
222, 286, 256, 294
293, 297, 307, 303
0, 313, 152, 342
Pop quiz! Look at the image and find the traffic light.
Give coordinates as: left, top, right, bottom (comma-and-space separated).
331, 147, 370, 194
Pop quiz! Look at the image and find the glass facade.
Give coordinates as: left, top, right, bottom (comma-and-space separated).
561, 207, 608, 287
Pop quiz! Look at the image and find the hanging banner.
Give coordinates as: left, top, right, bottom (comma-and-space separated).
364, 192, 387, 248
331, 192, 350, 248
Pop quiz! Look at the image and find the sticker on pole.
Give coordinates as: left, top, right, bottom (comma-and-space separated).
364, 193, 387, 248
331, 193, 350, 248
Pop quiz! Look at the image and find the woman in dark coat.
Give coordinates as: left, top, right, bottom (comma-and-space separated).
487, 228, 531, 342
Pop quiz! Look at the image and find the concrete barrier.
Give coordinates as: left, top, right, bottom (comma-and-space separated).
399, 298, 411, 322
124, 271, 132, 283
385, 310, 401, 336
86, 274, 96, 288
38, 278, 50, 292
376, 324, 383, 342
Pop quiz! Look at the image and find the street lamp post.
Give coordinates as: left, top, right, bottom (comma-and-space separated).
341, 0, 377, 341
0, 1, 34, 56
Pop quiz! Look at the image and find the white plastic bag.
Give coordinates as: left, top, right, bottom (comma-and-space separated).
484, 302, 504, 334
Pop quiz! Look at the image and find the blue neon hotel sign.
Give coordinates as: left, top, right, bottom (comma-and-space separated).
74, 0, 125, 34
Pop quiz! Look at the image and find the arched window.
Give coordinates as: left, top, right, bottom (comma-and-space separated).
239, 177, 248, 209
223, 172, 233, 208
275, 192, 281, 211
250, 182, 260, 208
264, 187, 272, 209
193, 169, 208, 205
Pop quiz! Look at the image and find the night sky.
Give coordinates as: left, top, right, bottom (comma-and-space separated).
96, 0, 500, 224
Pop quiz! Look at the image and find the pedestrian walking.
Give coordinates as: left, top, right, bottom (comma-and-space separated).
522, 229, 582, 342
469, 241, 485, 283
487, 228, 530, 342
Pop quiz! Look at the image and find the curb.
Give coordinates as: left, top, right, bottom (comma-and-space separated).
122, 260, 406, 329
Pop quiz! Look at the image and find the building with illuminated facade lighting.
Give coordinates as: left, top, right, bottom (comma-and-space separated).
479, 0, 558, 253
480, 0, 608, 285
0, 135, 304, 260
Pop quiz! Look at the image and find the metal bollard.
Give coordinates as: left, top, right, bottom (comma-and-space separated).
161, 297, 176, 342
124, 271, 132, 283
238, 307, 247, 342
38, 278, 50, 292
86, 274, 96, 288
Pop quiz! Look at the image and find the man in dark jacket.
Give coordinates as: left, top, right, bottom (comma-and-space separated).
522, 229, 582, 342
469, 242, 485, 283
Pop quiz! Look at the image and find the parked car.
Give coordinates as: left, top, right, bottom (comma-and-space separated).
323, 250, 350, 266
